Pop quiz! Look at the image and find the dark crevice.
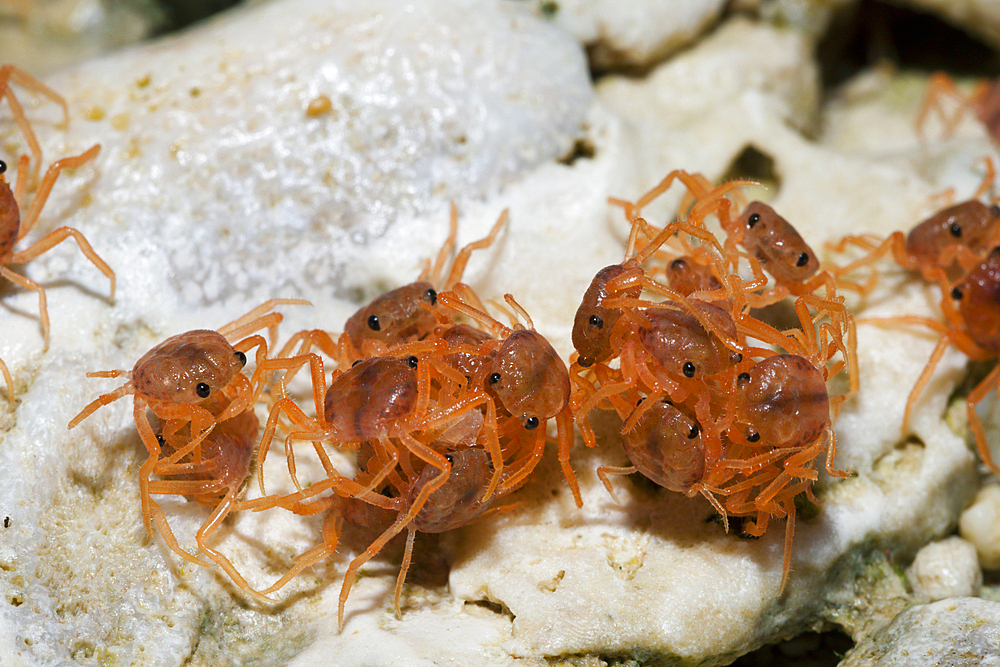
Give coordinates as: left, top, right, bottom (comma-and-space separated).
817, 0, 1000, 91
558, 137, 597, 165
729, 630, 854, 667
151, 0, 244, 36
720, 144, 781, 195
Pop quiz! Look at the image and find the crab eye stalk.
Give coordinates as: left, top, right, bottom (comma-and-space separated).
524, 416, 540, 430
367, 315, 381, 331
589, 314, 604, 329
196, 382, 211, 398
234, 350, 247, 366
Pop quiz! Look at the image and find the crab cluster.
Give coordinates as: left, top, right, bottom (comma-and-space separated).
7, 60, 1000, 634
569, 170, 856, 588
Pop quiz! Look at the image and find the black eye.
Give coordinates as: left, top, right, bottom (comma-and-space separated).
687, 424, 699, 439
796, 252, 809, 267
196, 382, 211, 398
636, 397, 644, 406
156, 434, 166, 447
0, 160, 6, 175
445, 453, 454, 465
524, 416, 539, 430
234, 350, 247, 366
2, 517, 8, 528
746, 430, 760, 443
737, 372, 750, 385
489, 372, 501, 385
670, 258, 686, 270
735, 353, 743, 363
950, 223, 962, 238
952, 287, 964, 300
407, 356, 418, 368
352, 359, 362, 366
367, 315, 381, 331
991, 205, 1000, 218
425, 288, 437, 305
747, 213, 760, 228
589, 314, 604, 329
682, 362, 696, 378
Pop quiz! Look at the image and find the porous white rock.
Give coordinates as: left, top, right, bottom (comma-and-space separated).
960, 484, 1000, 569
840, 597, 1000, 667
907, 537, 982, 601
0, 2, 995, 667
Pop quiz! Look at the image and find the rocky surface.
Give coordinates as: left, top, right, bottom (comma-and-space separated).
840, 598, 1000, 667
1, 1, 1000, 666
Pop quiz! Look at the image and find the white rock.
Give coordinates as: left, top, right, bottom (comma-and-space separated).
0, 2, 994, 666
907, 537, 982, 601
840, 598, 1000, 667
960, 484, 1000, 569
542, 0, 727, 69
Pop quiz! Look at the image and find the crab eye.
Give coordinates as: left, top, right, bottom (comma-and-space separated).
196, 382, 211, 398
234, 350, 247, 366
670, 258, 686, 270
156, 434, 166, 447
747, 213, 760, 228
682, 362, 696, 378
488, 372, 501, 385
589, 314, 604, 329
425, 288, 437, 305
0, 160, 6, 175
991, 205, 1000, 218
407, 356, 418, 368
796, 252, 809, 267
950, 223, 962, 238
524, 416, 540, 430
445, 453, 454, 465
737, 372, 751, 385
952, 287, 964, 300
687, 424, 699, 439
367, 315, 381, 331
746, 430, 760, 443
